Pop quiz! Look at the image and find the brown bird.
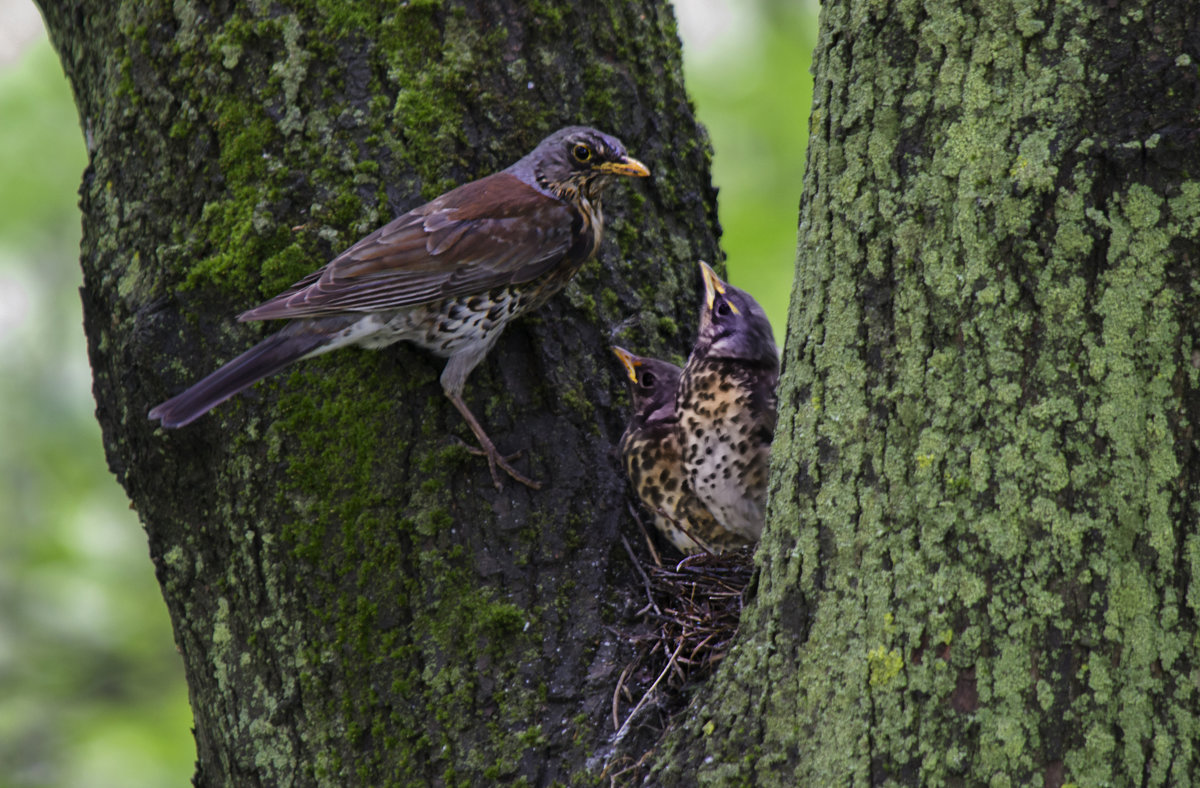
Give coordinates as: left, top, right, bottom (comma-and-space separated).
149, 126, 649, 489
612, 346, 753, 555
677, 262, 779, 541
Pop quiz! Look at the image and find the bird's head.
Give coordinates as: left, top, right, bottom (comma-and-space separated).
519, 126, 650, 200
612, 346, 681, 424
694, 261, 778, 365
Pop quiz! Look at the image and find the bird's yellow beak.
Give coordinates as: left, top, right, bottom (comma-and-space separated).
700, 261, 739, 314
597, 156, 650, 178
611, 345, 641, 383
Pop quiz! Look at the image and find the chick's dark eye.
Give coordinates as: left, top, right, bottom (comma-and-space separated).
715, 300, 732, 318
642, 371, 657, 386
572, 144, 592, 162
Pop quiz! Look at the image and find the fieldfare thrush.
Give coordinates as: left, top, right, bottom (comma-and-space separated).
677, 262, 779, 541
149, 126, 650, 489
613, 346, 754, 555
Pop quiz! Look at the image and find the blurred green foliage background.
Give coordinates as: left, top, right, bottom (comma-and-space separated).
0, 35, 196, 788
0, 1, 815, 783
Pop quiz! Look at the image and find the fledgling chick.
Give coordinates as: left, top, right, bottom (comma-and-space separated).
612, 347, 753, 554
676, 262, 779, 541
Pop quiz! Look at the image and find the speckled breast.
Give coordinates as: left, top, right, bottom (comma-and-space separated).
677, 359, 771, 541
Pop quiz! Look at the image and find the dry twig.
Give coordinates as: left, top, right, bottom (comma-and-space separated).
605, 542, 756, 783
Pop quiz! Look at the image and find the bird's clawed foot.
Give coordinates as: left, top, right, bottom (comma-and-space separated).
446, 392, 542, 490
453, 436, 542, 490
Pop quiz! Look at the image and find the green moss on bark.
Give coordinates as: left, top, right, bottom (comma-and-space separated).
46, 0, 724, 783
656, 0, 1200, 784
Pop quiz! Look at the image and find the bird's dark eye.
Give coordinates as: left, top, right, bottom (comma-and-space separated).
642, 371, 657, 386
572, 143, 592, 162
715, 300, 733, 318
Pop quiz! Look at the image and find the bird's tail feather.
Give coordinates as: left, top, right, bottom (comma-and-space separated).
148, 328, 330, 428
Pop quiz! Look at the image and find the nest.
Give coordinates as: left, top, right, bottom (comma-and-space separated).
601, 512, 756, 784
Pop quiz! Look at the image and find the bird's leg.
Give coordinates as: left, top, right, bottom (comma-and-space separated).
445, 391, 542, 490
440, 348, 541, 490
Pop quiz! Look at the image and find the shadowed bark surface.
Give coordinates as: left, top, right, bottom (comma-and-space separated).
36, 0, 722, 783
655, 0, 1200, 785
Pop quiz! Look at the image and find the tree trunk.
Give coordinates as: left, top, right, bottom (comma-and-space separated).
656, 0, 1200, 785
36, 0, 720, 783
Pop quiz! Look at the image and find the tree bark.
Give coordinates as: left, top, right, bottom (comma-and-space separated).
37, 0, 720, 784
657, 0, 1200, 785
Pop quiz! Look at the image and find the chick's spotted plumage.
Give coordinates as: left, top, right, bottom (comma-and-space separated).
613, 347, 752, 555
677, 262, 779, 541
148, 126, 649, 488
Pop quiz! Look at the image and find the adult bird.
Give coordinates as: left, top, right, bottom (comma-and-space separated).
677, 262, 779, 541
148, 126, 650, 489
612, 346, 752, 555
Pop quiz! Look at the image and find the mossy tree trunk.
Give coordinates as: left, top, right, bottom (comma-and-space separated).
655, 0, 1200, 785
37, 0, 720, 783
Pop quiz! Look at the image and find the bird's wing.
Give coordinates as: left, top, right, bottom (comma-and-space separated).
240, 172, 578, 321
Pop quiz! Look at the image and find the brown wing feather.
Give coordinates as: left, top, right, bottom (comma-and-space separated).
240, 172, 578, 322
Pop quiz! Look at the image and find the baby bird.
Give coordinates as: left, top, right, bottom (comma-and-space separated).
676, 262, 779, 541
612, 346, 753, 554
